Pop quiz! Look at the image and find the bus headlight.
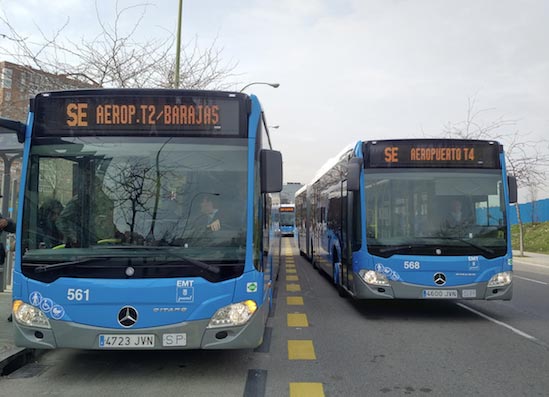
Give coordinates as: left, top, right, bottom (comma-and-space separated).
207, 300, 258, 328
487, 271, 512, 288
359, 270, 390, 287
12, 300, 51, 329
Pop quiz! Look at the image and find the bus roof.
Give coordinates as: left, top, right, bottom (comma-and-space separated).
310, 143, 355, 185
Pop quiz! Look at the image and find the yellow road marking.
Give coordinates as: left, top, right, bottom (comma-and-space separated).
286, 269, 297, 274
290, 383, 325, 397
286, 283, 301, 292
287, 313, 309, 327
288, 340, 316, 360
286, 275, 299, 281
287, 296, 304, 305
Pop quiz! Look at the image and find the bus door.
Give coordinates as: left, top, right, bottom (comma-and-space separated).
340, 180, 350, 290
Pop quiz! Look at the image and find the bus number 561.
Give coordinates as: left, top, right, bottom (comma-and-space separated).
67, 288, 90, 301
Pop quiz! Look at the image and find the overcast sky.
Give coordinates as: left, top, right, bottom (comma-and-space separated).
2, 0, 548, 201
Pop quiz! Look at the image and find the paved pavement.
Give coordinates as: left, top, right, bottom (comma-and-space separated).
0, 288, 28, 374
0, 250, 547, 375
512, 250, 549, 267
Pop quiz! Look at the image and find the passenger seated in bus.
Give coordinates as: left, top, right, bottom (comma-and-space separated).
37, 198, 64, 247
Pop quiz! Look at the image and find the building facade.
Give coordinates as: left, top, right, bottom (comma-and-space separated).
281, 182, 303, 204
0, 61, 97, 290
0, 61, 96, 122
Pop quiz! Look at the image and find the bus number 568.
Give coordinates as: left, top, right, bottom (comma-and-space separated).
403, 261, 421, 270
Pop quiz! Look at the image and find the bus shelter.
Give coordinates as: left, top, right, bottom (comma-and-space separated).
0, 131, 23, 292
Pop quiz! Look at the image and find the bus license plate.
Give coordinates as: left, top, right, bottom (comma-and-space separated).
422, 290, 458, 299
99, 334, 155, 348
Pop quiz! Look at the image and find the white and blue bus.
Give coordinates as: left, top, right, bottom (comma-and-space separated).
296, 139, 517, 300
279, 204, 296, 237
1, 89, 282, 349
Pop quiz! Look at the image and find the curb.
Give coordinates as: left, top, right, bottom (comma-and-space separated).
0, 346, 36, 376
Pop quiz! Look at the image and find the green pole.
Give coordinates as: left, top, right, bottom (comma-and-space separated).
174, 0, 183, 88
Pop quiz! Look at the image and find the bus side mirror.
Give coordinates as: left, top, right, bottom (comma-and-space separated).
0, 117, 26, 143
260, 149, 283, 193
508, 175, 517, 204
347, 158, 362, 191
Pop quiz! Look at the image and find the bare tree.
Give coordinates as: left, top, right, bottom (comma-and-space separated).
440, 96, 549, 256
156, 36, 239, 90
0, 1, 238, 90
105, 158, 156, 241
529, 183, 538, 225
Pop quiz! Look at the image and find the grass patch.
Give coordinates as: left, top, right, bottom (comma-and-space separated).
511, 221, 549, 254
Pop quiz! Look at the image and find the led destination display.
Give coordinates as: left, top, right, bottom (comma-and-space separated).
365, 140, 501, 169
33, 90, 245, 137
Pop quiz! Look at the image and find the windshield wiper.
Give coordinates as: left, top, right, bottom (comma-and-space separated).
150, 255, 221, 275
377, 243, 437, 255
26, 250, 221, 275
112, 247, 223, 274
421, 237, 495, 255
29, 258, 106, 273
91, 245, 172, 250
379, 245, 414, 255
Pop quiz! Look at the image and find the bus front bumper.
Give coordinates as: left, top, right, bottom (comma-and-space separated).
13, 301, 268, 350
352, 276, 513, 300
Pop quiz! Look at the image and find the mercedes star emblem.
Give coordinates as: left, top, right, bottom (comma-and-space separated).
118, 306, 138, 327
433, 273, 447, 286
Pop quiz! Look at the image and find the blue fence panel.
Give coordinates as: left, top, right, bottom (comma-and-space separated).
508, 198, 549, 224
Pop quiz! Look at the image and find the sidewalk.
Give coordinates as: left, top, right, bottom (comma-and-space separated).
0, 289, 29, 374
512, 250, 549, 267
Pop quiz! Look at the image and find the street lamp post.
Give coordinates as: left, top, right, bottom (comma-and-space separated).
174, 0, 183, 88
239, 82, 280, 92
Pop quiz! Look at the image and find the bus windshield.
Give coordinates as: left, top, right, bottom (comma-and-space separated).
21, 136, 248, 270
364, 169, 507, 258
280, 211, 295, 227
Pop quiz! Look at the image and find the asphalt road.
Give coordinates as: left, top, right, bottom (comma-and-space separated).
1, 239, 548, 396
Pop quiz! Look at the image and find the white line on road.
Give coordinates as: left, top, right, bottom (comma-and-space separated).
514, 275, 548, 285
456, 303, 548, 348
514, 260, 549, 270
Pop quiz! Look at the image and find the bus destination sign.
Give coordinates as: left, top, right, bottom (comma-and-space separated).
33, 91, 244, 137
279, 207, 295, 212
66, 102, 221, 127
365, 140, 501, 169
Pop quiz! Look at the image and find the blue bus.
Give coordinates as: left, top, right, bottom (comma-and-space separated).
295, 184, 311, 257
279, 204, 296, 237
0, 89, 282, 349
296, 139, 517, 300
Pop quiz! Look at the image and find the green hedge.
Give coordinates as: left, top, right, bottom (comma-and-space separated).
511, 222, 549, 254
